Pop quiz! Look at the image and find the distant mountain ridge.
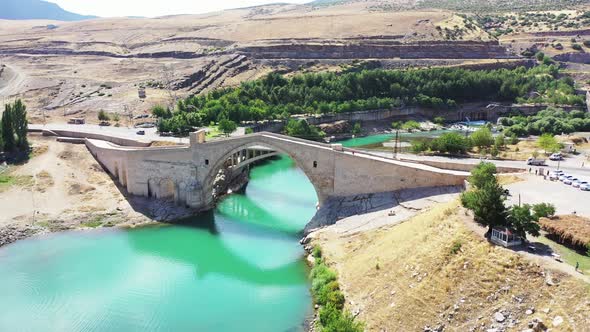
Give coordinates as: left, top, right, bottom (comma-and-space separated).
0, 0, 96, 21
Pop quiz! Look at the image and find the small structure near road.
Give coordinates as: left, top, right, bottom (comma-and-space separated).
67, 117, 85, 125
491, 226, 523, 247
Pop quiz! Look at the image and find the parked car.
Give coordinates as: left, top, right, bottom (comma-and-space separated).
549, 171, 562, 181
577, 181, 588, 190
571, 178, 581, 187
581, 183, 590, 191
558, 174, 570, 182
527, 157, 546, 166
136, 130, 145, 135
563, 177, 574, 185
549, 153, 563, 161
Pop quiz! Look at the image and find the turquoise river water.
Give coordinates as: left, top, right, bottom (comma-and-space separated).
0, 156, 318, 332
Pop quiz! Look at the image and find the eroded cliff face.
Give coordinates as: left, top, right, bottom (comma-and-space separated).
237, 39, 514, 60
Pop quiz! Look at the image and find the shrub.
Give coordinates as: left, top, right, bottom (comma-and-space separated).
491, 145, 499, 157
533, 203, 556, 219
391, 121, 402, 130
449, 240, 462, 254
431, 132, 470, 154
310, 245, 364, 332
97, 110, 110, 121
470, 127, 494, 149
573, 43, 583, 51
152, 105, 172, 119
411, 140, 430, 153
402, 120, 421, 132
351, 122, 362, 135
312, 245, 323, 259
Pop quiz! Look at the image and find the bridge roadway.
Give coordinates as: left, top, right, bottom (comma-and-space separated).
83, 129, 469, 211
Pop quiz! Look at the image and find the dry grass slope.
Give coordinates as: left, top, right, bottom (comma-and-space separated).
540, 215, 590, 249
314, 201, 590, 331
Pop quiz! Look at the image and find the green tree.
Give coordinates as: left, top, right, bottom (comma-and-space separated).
1, 100, 28, 152
218, 119, 237, 136
285, 119, 323, 140
1, 103, 15, 151
462, 180, 508, 237
433, 116, 445, 125
151, 105, 172, 119
532, 202, 556, 220
535, 52, 545, 61
351, 122, 362, 135
431, 132, 470, 154
491, 145, 499, 157
467, 161, 497, 189
461, 162, 508, 237
98, 110, 110, 122
509, 134, 519, 145
470, 127, 494, 149
411, 140, 429, 153
508, 204, 541, 239
494, 133, 505, 149
391, 121, 402, 130
537, 133, 561, 153
402, 120, 421, 132
10, 99, 28, 150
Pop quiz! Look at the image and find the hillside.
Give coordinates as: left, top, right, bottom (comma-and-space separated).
0, 3, 508, 125
312, 0, 589, 12
0, 0, 96, 21
312, 200, 590, 331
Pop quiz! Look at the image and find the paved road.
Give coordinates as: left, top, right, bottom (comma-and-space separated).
29, 123, 251, 145
362, 150, 590, 180
29, 123, 188, 143
506, 174, 590, 216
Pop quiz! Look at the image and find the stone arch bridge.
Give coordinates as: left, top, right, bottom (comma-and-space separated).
85, 131, 468, 211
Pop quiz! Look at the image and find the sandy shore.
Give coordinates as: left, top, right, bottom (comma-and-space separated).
0, 135, 195, 247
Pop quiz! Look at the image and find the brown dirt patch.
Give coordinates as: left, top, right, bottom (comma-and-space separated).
540, 215, 590, 249
34, 170, 54, 193
150, 141, 185, 147
67, 182, 95, 196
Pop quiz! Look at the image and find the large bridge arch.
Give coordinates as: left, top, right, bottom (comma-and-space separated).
85, 131, 469, 213
200, 141, 324, 207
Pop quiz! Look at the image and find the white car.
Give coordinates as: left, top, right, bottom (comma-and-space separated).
549, 153, 563, 161
581, 183, 590, 191
577, 181, 589, 190
549, 170, 564, 181
563, 177, 574, 185
559, 174, 571, 182
572, 178, 581, 187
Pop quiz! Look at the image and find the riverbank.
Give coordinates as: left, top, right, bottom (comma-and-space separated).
0, 135, 195, 247
308, 199, 590, 331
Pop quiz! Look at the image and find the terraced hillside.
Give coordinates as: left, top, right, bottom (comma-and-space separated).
0, 1, 554, 124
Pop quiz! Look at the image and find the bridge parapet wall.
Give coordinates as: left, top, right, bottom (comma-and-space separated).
87, 132, 469, 212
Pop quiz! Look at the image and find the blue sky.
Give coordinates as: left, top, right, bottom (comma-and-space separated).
46, 0, 310, 18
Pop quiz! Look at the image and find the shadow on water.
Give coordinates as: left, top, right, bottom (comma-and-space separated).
124, 210, 308, 287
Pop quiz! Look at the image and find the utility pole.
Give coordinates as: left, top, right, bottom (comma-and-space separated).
393, 129, 399, 159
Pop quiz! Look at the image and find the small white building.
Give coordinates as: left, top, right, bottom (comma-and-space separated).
490, 227, 522, 247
